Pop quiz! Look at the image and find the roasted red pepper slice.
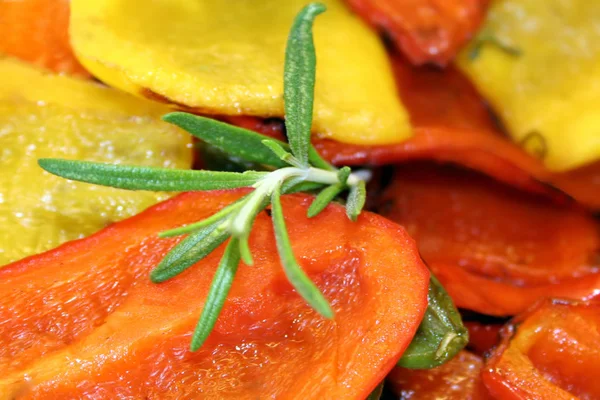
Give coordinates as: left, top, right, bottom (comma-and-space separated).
0, 190, 429, 399
388, 351, 491, 399
483, 299, 600, 399
378, 163, 600, 316
0, 0, 90, 77
342, 0, 489, 65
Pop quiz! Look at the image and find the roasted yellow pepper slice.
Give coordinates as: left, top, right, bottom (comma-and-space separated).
69, 0, 411, 145
457, 0, 600, 171
0, 57, 192, 265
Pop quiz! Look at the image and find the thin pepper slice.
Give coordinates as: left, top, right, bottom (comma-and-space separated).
378, 163, 600, 316
388, 351, 491, 399
483, 299, 600, 399
343, 0, 488, 66
0, 190, 429, 399
0, 57, 192, 266
0, 0, 89, 77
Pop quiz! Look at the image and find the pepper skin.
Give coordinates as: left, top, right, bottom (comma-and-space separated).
0, 190, 429, 399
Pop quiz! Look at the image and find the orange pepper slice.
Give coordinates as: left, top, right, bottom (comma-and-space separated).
0, 190, 429, 398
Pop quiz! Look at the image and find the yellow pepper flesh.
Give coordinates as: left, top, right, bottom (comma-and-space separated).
0, 57, 192, 265
69, 0, 411, 146
457, 0, 600, 172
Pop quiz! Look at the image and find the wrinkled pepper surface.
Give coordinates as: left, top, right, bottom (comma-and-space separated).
0, 57, 192, 266
0, 190, 429, 399
378, 163, 600, 316
483, 299, 600, 399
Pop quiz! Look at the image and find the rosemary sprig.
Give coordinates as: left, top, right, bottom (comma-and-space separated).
38, 2, 369, 351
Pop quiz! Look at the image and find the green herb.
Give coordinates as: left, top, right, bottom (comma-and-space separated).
468, 30, 522, 61
397, 276, 468, 369
38, 2, 370, 352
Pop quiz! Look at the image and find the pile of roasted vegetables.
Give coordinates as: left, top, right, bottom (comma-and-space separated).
1, 0, 599, 398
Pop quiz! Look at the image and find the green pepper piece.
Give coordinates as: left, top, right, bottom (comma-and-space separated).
397, 275, 468, 369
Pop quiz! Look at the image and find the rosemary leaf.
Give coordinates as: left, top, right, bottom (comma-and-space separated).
163, 113, 287, 168
229, 190, 270, 237
38, 159, 266, 192
271, 187, 333, 318
346, 180, 366, 222
238, 236, 254, 266
307, 183, 345, 218
150, 224, 230, 283
159, 199, 245, 238
191, 238, 242, 351
262, 139, 302, 168
163, 112, 334, 171
337, 166, 351, 185
281, 178, 325, 194
283, 3, 326, 166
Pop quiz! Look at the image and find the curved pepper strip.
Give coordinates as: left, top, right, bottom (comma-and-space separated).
0, 190, 429, 399
483, 299, 600, 399
388, 351, 491, 399
342, 0, 489, 66
0, 0, 89, 77
378, 163, 600, 316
